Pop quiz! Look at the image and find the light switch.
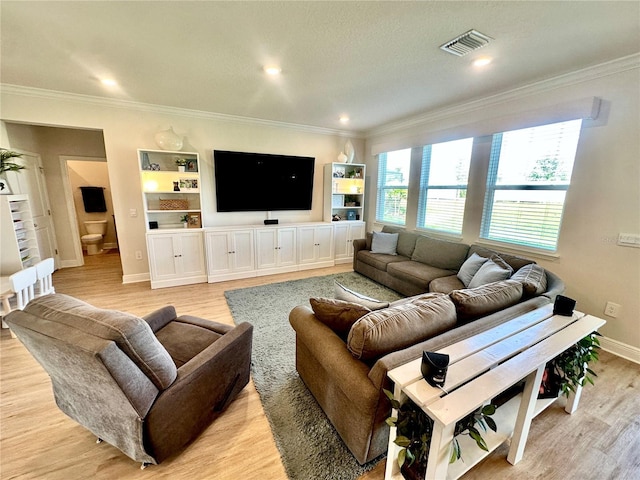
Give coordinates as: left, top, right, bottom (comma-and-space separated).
618, 233, 640, 248
129, 208, 138, 217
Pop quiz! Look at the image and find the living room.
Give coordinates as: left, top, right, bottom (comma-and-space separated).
1, 2, 639, 479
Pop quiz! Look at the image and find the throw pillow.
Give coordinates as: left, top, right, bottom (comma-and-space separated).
457, 253, 489, 287
370, 231, 399, 255
511, 263, 548, 296
309, 297, 371, 338
449, 279, 523, 322
347, 293, 456, 360
467, 257, 513, 288
334, 281, 390, 310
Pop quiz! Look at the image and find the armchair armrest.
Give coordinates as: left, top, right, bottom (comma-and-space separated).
143, 306, 177, 332
144, 321, 253, 463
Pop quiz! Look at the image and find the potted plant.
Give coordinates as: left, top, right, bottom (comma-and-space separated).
384, 390, 496, 480
1, 149, 25, 194
539, 332, 601, 399
180, 214, 189, 228
175, 158, 188, 172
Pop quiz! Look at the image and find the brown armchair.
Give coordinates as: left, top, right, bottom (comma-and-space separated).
5, 294, 253, 467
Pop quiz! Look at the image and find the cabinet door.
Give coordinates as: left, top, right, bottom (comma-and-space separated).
333, 223, 350, 259
348, 222, 366, 256
178, 232, 205, 276
315, 225, 334, 261
256, 229, 278, 269
206, 231, 233, 275
277, 227, 297, 266
297, 227, 317, 264
148, 234, 179, 280
230, 230, 255, 272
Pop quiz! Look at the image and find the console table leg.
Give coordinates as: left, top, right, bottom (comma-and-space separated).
425, 420, 455, 480
507, 365, 545, 465
565, 363, 586, 414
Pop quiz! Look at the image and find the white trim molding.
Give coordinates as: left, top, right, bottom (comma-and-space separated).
600, 336, 640, 365
122, 272, 150, 285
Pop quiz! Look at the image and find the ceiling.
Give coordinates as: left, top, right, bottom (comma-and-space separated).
2, 1, 639, 133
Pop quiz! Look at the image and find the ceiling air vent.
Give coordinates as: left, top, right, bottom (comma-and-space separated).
440, 29, 493, 57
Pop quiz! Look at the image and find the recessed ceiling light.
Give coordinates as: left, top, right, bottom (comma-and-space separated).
472, 57, 492, 67
100, 78, 118, 87
339, 115, 350, 124
264, 65, 282, 76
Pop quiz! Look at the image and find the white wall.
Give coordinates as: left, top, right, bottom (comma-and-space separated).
0, 91, 363, 283
364, 56, 640, 357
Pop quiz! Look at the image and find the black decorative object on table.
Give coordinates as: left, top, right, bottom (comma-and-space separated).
421, 351, 449, 387
553, 295, 576, 316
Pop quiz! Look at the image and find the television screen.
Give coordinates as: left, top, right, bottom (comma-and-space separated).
214, 150, 315, 212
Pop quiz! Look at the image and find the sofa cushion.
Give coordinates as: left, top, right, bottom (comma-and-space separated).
347, 293, 457, 360
334, 281, 389, 310
309, 297, 371, 338
467, 256, 513, 288
382, 225, 420, 258
511, 263, 548, 296
457, 252, 489, 287
411, 236, 470, 270
450, 280, 523, 322
387, 261, 455, 291
22, 294, 177, 390
370, 232, 399, 255
468, 245, 535, 271
356, 250, 410, 271
429, 274, 465, 294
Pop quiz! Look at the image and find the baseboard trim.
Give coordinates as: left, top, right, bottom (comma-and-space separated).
122, 273, 150, 284
58, 259, 83, 268
600, 336, 640, 365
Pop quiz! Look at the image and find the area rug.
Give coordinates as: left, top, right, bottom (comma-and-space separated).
224, 272, 402, 480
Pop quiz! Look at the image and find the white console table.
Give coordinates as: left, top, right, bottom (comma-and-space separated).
385, 304, 606, 480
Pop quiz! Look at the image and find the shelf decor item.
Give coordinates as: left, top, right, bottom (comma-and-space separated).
154, 127, 183, 151
1, 149, 25, 195
344, 139, 355, 163
160, 198, 189, 210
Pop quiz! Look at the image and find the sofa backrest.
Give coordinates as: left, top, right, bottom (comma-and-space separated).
468, 244, 535, 271
19, 294, 177, 390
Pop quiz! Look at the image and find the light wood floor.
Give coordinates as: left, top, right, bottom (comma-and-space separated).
1, 251, 639, 479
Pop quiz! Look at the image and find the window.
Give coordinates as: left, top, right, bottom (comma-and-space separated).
376, 148, 411, 225
417, 138, 473, 234
480, 119, 583, 251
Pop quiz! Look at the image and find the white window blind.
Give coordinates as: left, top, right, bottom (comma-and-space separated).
417, 138, 473, 234
376, 148, 411, 225
480, 119, 583, 251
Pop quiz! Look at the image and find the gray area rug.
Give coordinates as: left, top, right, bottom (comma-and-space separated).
224, 272, 402, 480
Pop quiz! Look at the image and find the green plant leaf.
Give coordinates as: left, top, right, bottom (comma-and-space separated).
481, 404, 496, 415
397, 448, 406, 468
485, 416, 498, 432
395, 435, 411, 448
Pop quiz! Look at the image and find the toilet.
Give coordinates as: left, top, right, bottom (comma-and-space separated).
81, 220, 107, 255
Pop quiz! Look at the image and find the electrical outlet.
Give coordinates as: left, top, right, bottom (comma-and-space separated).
604, 301, 621, 318
135, 250, 143, 260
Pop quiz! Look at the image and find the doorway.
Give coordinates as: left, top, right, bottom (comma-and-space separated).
60, 156, 119, 266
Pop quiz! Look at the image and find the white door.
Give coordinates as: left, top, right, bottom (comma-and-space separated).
206, 231, 232, 275
315, 225, 334, 261
179, 232, 206, 276
231, 230, 255, 272
9, 152, 58, 264
256, 229, 278, 269
297, 226, 317, 264
333, 223, 350, 259
277, 227, 297, 266
147, 234, 179, 280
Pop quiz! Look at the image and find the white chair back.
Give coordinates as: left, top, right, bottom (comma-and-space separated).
9, 266, 37, 310
35, 258, 55, 297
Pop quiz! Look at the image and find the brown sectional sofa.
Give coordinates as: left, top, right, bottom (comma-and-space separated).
289, 227, 564, 465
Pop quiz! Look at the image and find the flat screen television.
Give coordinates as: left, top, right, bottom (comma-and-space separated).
213, 150, 315, 212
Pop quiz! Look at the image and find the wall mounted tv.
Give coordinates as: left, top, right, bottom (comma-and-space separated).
213, 150, 315, 212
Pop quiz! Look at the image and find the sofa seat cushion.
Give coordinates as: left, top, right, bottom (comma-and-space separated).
309, 297, 371, 338
450, 279, 523, 322
155, 319, 223, 368
356, 250, 410, 271
347, 293, 457, 360
411, 236, 470, 270
429, 274, 465, 294
387, 261, 455, 291
22, 294, 177, 390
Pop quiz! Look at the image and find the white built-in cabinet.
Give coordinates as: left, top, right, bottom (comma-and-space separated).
297, 224, 334, 268
205, 228, 255, 283
0, 194, 42, 275
333, 221, 366, 264
324, 162, 366, 222
256, 227, 297, 274
146, 231, 206, 289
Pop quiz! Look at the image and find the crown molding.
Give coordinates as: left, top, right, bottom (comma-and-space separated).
365, 53, 640, 137
0, 83, 362, 138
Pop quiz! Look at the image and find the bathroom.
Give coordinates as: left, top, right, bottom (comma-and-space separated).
67, 160, 118, 256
